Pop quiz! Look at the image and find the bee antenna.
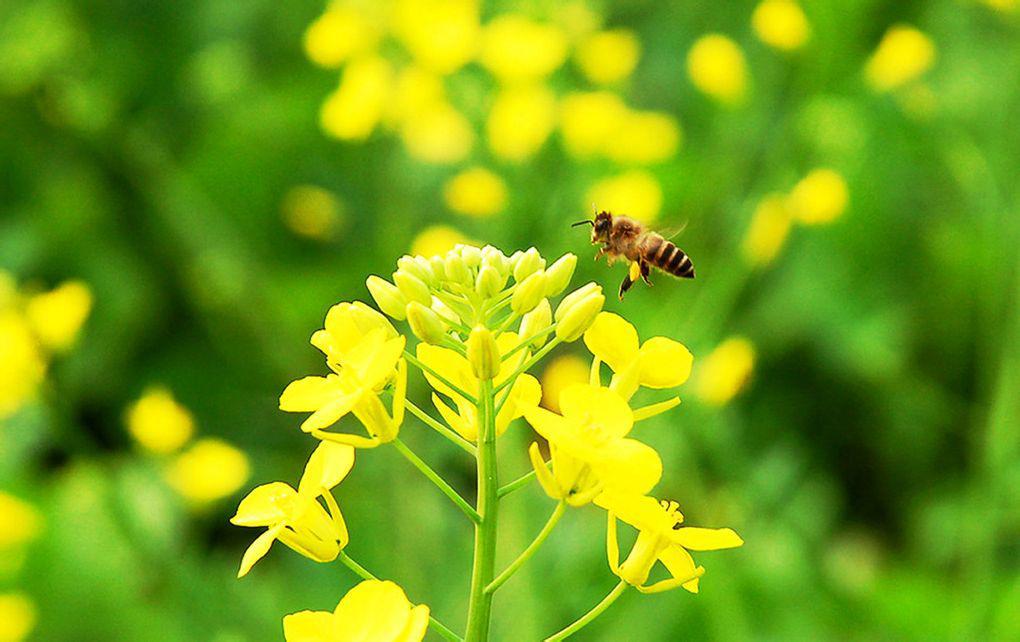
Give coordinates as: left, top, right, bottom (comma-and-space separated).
571, 220, 594, 228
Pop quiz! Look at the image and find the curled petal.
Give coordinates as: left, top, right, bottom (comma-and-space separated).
231, 482, 298, 527
300, 391, 362, 433
657, 545, 703, 593
638, 337, 693, 388
280, 376, 341, 412
671, 527, 744, 551
298, 442, 355, 497
633, 396, 681, 422
529, 442, 563, 500
583, 312, 639, 372
237, 523, 284, 577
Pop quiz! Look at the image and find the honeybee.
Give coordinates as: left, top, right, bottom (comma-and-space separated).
573, 210, 695, 300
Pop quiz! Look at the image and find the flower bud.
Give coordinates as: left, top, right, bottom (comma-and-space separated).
444, 254, 471, 286
460, 245, 482, 269
393, 270, 432, 306
406, 302, 447, 345
481, 245, 508, 270
414, 256, 438, 286
429, 256, 447, 282
512, 270, 547, 315
475, 265, 506, 299
513, 247, 545, 282
467, 325, 500, 380
555, 283, 605, 342
543, 253, 577, 297
397, 255, 434, 285
367, 276, 408, 320
431, 297, 461, 326
519, 298, 552, 348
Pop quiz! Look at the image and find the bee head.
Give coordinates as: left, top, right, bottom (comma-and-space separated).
592, 211, 613, 242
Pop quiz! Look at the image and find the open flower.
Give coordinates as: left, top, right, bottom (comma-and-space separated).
418, 331, 541, 441
284, 580, 429, 642
231, 441, 354, 577
596, 492, 743, 594
583, 312, 693, 400
524, 384, 662, 506
280, 302, 407, 447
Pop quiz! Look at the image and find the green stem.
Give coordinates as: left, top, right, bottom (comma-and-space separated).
498, 469, 537, 498
405, 399, 477, 456
486, 502, 565, 594
464, 379, 499, 641
494, 337, 562, 395
500, 323, 558, 362
404, 351, 478, 405
544, 581, 629, 641
393, 438, 481, 524
338, 552, 463, 642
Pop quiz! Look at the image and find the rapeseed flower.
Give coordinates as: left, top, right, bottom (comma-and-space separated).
0, 492, 42, 550
24, 280, 92, 352
391, 0, 479, 75
743, 193, 793, 266
0, 312, 45, 420
399, 102, 474, 164
540, 354, 590, 412
864, 25, 935, 93
687, 34, 748, 105
787, 168, 849, 225
479, 15, 568, 84
283, 580, 429, 642
303, 6, 380, 69
604, 111, 681, 165
165, 438, 251, 505
695, 337, 755, 406
558, 91, 629, 159
0, 593, 36, 642
585, 170, 663, 223
752, 0, 810, 51
574, 30, 640, 85
281, 185, 345, 241
320, 56, 393, 141
486, 85, 556, 162
410, 225, 474, 258
125, 386, 195, 455
443, 167, 507, 218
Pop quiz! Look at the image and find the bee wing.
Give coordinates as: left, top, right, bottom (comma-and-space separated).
656, 221, 688, 240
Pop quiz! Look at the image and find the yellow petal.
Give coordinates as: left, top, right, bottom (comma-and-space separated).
298, 442, 355, 497
529, 441, 563, 499
632, 396, 681, 422
351, 392, 399, 443
672, 527, 744, 551
595, 492, 676, 535
432, 393, 476, 441
559, 384, 633, 438
231, 482, 298, 527
283, 610, 336, 642
523, 405, 573, 444
300, 391, 363, 433
333, 580, 415, 641
280, 376, 342, 412
590, 438, 662, 495
583, 312, 639, 372
237, 523, 284, 577
417, 343, 476, 402
495, 373, 541, 435
638, 337, 693, 388
657, 545, 702, 593
397, 604, 431, 642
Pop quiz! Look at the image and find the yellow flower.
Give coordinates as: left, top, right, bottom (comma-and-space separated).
231, 441, 354, 577
410, 225, 473, 258
525, 384, 662, 506
283, 580, 429, 642
540, 354, 589, 412
686, 34, 748, 105
165, 438, 251, 505
0, 492, 43, 550
583, 312, 693, 400
585, 170, 662, 223
742, 193, 793, 266
320, 56, 393, 141
751, 0, 810, 51
399, 102, 474, 164
125, 386, 195, 455
391, 0, 479, 75
303, 6, 380, 69
603, 110, 681, 165
787, 168, 848, 225
597, 492, 743, 593
0, 593, 36, 642
0, 312, 45, 420
281, 185, 345, 241
695, 337, 755, 406
387, 67, 446, 126
486, 85, 556, 162
418, 332, 541, 441
280, 302, 407, 447
574, 29, 641, 85
24, 280, 92, 352
864, 25, 935, 93
443, 167, 508, 217
479, 15, 568, 84
558, 91, 628, 160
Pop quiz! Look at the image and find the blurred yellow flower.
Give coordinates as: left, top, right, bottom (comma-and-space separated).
24, 280, 92, 352
585, 170, 662, 223
126, 386, 195, 455
554, 1, 604, 42
479, 15, 569, 84
558, 91, 628, 159
487, 85, 556, 162
864, 25, 935, 93
584, 312, 692, 400
387, 67, 446, 125
411, 225, 472, 258
392, 0, 479, 74
320, 56, 393, 141
400, 102, 475, 164
752, 0, 810, 51
787, 168, 849, 224
575, 29, 641, 85
443, 167, 508, 217
0, 312, 45, 420
303, 6, 380, 69
742, 193, 793, 266
0, 492, 43, 550
232, 441, 354, 577
597, 492, 743, 593
165, 438, 251, 505
604, 110, 681, 164
695, 337, 755, 406
281, 185, 344, 241
540, 354, 589, 412
0, 593, 36, 642
686, 34, 748, 105
283, 580, 429, 642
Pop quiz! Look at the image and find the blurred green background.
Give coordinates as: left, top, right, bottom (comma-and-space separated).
1, 0, 1019, 640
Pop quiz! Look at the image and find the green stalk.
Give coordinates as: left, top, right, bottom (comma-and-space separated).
543, 580, 628, 641
405, 399, 477, 456
486, 501, 565, 594
392, 438, 481, 524
464, 379, 499, 641
494, 337, 562, 395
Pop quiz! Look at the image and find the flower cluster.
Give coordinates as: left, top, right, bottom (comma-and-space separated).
0, 491, 43, 642
233, 244, 742, 641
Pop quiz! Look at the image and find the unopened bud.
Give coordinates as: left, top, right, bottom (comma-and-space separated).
467, 325, 500, 380
429, 256, 447, 282
543, 253, 577, 297
512, 270, 547, 314
513, 247, 545, 282
431, 297, 461, 326
460, 245, 482, 269
393, 270, 432, 306
519, 298, 552, 348
406, 302, 447, 345
475, 265, 506, 298
554, 283, 605, 342
397, 255, 434, 285
445, 254, 471, 286
367, 276, 407, 320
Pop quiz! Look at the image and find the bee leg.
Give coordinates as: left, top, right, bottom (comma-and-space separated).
618, 272, 636, 300
639, 261, 653, 286
594, 247, 605, 262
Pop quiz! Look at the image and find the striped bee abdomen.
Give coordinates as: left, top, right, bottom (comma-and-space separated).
642, 234, 695, 279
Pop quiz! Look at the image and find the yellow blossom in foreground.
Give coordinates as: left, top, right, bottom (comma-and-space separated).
487, 85, 556, 162
742, 193, 793, 266
411, 225, 472, 258
540, 354, 589, 412
787, 168, 849, 225
0, 593, 36, 642
443, 167, 508, 217
232, 441, 354, 577
687, 34, 748, 105
284, 580, 429, 642
392, 0, 479, 74
125, 386, 195, 455
604, 110, 681, 165
752, 0, 810, 51
281, 185, 344, 241
558, 91, 628, 159
864, 25, 935, 93
598, 492, 743, 593
320, 56, 393, 141
695, 337, 755, 406
479, 15, 569, 83
575, 29, 641, 85
25, 280, 92, 352
399, 102, 474, 164
0, 312, 45, 419
165, 438, 251, 504
585, 170, 663, 223
0, 492, 43, 550
303, 6, 379, 69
